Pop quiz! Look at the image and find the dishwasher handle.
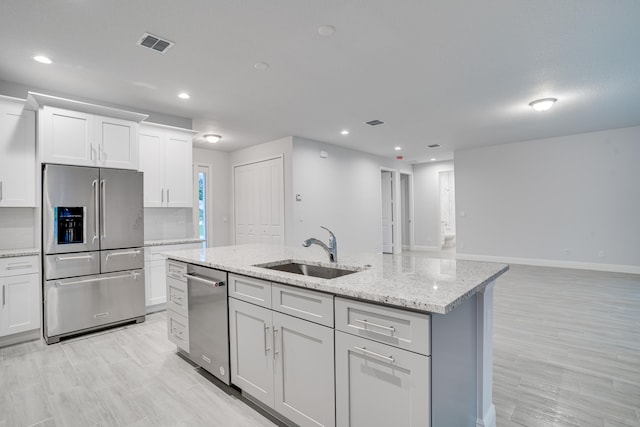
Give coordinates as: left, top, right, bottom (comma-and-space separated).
185, 273, 225, 287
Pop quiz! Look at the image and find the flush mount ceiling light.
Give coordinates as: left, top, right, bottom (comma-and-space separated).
33, 55, 53, 64
318, 25, 336, 37
529, 97, 557, 112
204, 134, 221, 144
340, 130, 349, 135
430, 158, 436, 161
394, 146, 402, 151
254, 62, 270, 71
178, 92, 190, 99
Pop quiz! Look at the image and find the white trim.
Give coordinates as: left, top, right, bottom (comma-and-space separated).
456, 253, 640, 275
232, 153, 284, 170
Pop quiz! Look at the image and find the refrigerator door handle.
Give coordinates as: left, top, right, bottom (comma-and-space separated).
100, 179, 106, 240
92, 179, 99, 243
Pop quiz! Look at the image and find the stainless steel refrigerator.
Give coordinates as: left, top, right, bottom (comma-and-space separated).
42, 164, 145, 344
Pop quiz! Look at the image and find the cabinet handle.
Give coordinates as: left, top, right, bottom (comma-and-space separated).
0, 181, 3, 201
6, 263, 33, 270
167, 189, 170, 204
273, 327, 279, 359
354, 318, 395, 333
100, 179, 106, 240
264, 325, 270, 355
161, 189, 164, 204
2, 285, 5, 306
97, 144, 102, 161
353, 346, 395, 363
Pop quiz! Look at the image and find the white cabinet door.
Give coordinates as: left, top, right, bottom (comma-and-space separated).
273, 311, 335, 427
96, 115, 139, 169
0, 99, 36, 207
41, 106, 95, 166
139, 128, 165, 207
335, 331, 431, 427
164, 131, 192, 207
145, 259, 167, 307
0, 273, 40, 337
139, 124, 193, 208
229, 298, 274, 407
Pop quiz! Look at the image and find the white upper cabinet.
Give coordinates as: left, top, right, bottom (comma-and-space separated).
139, 123, 195, 208
0, 96, 36, 207
28, 92, 147, 170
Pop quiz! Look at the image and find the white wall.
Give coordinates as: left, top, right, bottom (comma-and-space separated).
0, 208, 36, 250
229, 136, 294, 244
143, 208, 193, 241
412, 160, 454, 249
193, 147, 231, 247
292, 137, 407, 254
455, 126, 640, 272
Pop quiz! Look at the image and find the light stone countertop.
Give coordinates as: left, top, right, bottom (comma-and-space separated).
162, 244, 509, 314
0, 248, 40, 258
144, 238, 205, 247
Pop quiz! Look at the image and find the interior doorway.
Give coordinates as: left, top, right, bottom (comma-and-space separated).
400, 173, 413, 251
439, 170, 456, 249
381, 170, 394, 254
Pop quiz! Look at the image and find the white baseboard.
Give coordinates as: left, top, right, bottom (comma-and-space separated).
456, 253, 640, 275
412, 245, 441, 251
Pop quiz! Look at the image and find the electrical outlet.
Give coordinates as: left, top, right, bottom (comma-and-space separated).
598, 250, 605, 258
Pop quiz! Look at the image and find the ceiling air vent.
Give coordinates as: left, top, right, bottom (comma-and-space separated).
428, 144, 441, 148
137, 33, 174, 54
365, 119, 384, 126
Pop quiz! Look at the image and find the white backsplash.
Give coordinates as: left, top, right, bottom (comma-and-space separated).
0, 208, 37, 250
144, 208, 194, 241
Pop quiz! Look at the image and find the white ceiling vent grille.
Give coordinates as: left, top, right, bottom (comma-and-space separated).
137, 33, 174, 53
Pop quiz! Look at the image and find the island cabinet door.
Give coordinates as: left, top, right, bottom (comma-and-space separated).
229, 297, 274, 407
272, 311, 335, 427
335, 331, 431, 427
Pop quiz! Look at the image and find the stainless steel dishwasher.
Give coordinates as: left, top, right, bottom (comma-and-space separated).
185, 264, 230, 385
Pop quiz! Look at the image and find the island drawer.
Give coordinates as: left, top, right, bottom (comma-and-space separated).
271, 283, 334, 327
167, 277, 188, 317
228, 274, 271, 308
167, 310, 189, 352
167, 260, 187, 282
335, 297, 431, 356
0, 255, 39, 277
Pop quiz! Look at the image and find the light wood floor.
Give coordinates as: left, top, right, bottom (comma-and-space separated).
1, 263, 639, 427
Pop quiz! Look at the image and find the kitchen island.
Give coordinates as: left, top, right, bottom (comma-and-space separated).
163, 244, 509, 427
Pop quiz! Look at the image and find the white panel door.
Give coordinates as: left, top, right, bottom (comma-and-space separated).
229, 298, 274, 407
139, 128, 164, 207
335, 331, 430, 427
381, 171, 394, 254
234, 157, 284, 245
0, 274, 40, 337
273, 311, 335, 427
96, 115, 138, 169
43, 106, 94, 166
164, 131, 193, 207
0, 101, 35, 207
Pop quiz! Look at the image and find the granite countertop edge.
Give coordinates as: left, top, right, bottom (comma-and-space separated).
162, 245, 510, 315
144, 238, 205, 247
0, 248, 40, 258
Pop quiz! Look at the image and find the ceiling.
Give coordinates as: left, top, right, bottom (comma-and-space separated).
1, 1, 639, 163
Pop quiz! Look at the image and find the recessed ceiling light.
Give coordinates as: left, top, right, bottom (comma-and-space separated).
340, 130, 349, 135
318, 25, 336, 37
33, 55, 53, 64
204, 134, 221, 143
529, 97, 557, 111
430, 158, 436, 161
394, 146, 402, 151
178, 92, 190, 99
254, 62, 270, 71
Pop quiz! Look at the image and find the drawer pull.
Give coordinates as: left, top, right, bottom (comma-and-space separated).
56, 254, 93, 262
6, 263, 33, 270
354, 346, 395, 363
354, 318, 395, 333
105, 249, 141, 261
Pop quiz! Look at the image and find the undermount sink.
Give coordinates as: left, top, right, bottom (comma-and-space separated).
256, 261, 360, 279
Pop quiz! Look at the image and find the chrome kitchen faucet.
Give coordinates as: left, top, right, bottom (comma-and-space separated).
303, 226, 337, 263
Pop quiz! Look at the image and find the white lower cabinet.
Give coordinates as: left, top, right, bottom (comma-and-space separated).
335, 331, 430, 427
165, 260, 189, 352
229, 296, 335, 427
0, 256, 40, 338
